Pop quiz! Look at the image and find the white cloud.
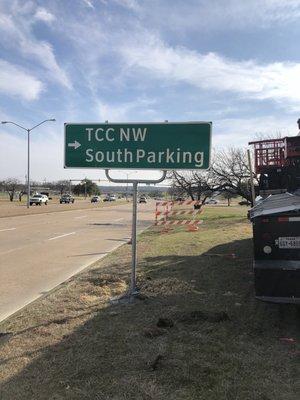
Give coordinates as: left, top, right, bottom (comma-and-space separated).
120, 34, 300, 106
21, 39, 71, 88
226, 0, 300, 26
98, 101, 133, 122
97, 98, 159, 122
213, 116, 297, 149
82, 0, 95, 9
0, 6, 71, 89
0, 59, 43, 101
113, 0, 140, 11
2, 0, 300, 183
98, 0, 139, 10
34, 7, 56, 23
0, 132, 26, 181
0, 130, 64, 182
135, 0, 300, 33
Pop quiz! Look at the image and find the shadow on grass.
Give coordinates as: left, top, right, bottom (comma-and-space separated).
0, 239, 299, 400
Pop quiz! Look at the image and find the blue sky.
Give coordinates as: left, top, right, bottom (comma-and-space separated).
1, 0, 300, 182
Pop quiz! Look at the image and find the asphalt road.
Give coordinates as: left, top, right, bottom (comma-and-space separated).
0, 201, 154, 321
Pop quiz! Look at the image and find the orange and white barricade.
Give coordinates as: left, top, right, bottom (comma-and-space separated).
155, 200, 203, 231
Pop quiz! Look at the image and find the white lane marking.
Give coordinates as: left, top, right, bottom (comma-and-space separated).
0, 245, 27, 256
113, 218, 124, 222
48, 232, 76, 241
74, 215, 87, 219
0, 227, 16, 232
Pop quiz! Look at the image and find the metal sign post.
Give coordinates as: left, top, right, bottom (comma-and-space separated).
105, 169, 167, 299
131, 181, 138, 294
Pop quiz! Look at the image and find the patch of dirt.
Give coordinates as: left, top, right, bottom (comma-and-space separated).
143, 326, 167, 338
140, 277, 193, 296
157, 318, 174, 328
150, 354, 163, 370
83, 274, 127, 299
79, 294, 100, 304
178, 310, 230, 324
88, 273, 125, 286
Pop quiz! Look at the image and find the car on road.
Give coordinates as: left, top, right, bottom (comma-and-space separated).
30, 194, 48, 206
103, 194, 116, 202
41, 191, 52, 200
91, 196, 101, 203
139, 196, 147, 203
205, 198, 219, 204
60, 194, 75, 204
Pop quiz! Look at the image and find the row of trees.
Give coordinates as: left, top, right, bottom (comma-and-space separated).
0, 179, 100, 201
169, 148, 257, 205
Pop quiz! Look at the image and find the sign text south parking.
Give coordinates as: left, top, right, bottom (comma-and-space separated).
64, 122, 211, 170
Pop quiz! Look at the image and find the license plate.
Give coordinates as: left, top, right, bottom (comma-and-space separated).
278, 237, 300, 249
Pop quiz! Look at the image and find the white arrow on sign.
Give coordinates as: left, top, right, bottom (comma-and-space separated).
68, 140, 81, 150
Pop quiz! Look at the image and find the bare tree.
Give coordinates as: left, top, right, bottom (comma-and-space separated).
221, 189, 238, 206
2, 179, 21, 202
254, 131, 283, 141
167, 185, 182, 200
18, 184, 26, 202
212, 148, 257, 203
55, 180, 70, 195
170, 169, 221, 204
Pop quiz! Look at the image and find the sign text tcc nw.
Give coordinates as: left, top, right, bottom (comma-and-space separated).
64, 122, 211, 170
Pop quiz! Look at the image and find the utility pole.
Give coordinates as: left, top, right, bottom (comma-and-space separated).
247, 149, 256, 207
1, 119, 56, 208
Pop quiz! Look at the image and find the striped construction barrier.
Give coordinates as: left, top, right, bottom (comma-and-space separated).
155, 219, 203, 226
155, 209, 202, 217
155, 201, 172, 206
155, 199, 204, 231
156, 200, 201, 206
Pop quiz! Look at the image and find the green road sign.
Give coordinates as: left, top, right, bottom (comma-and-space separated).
64, 122, 211, 170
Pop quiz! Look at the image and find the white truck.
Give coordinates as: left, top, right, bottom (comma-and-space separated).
30, 194, 48, 206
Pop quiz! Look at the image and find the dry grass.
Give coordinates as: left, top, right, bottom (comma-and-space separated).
0, 206, 299, 400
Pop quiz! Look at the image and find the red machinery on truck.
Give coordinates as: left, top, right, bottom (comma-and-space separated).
249, 126, 300, 304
